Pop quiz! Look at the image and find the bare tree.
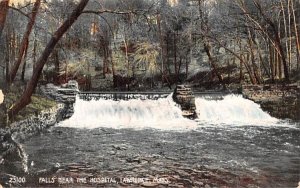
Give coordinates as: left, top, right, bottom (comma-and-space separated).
7, 0, 41, 83
290, 0, 300, 69
8, 0, 89, 118
0, 0, 9, 38
236, 0, 290, 82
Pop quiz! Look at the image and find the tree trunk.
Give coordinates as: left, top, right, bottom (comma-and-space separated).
178, 57, 182, 80
166, 35, 171, 75
173, 32, 178, 78
110, 50, 116, 75
32, 31, 37, 69
278, 52, 282, 79
287, 0, 292, 72
269, 40, 275, 82
280, 0, 290, 71
123, 35, 129, 78
275, 49, 279, 78
238, 39, 244, 83
54, 49, 60, 84
0, 0, 9, 38
157, 14, 165, 84
21, 42, 29, 81
103, 45, 108, 78
11, 29, 16, 63
5, 21, 10, 85
8, 0, 89, 118
253, 0, 290, 82
6, 28, 16, 83
256, 37, 271, 78
239, 58, 244, 83
203, 42, 225, 89
291, 0, 300, 69
186, 57, 188, 79
247, 32, 261, 84
5, 34, 9, 85
214, 36, 256, 84
246, 53, 258, 84
8, 0, 41, 83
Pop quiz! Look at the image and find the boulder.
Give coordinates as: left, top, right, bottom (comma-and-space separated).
173, 85, 197, 119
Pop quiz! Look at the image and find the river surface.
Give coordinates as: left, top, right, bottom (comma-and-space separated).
21, 94, 300, 187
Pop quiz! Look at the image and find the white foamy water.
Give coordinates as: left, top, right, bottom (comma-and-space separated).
58, 94, 197, 130
59, 94, 285, 130
195, 95, 278, 125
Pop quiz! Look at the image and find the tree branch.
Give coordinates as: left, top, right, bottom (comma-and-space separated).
82, 10, 133, 15
8, 6, 30, 19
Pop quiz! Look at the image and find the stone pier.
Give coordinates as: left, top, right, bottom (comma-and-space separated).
173, 85, 197, 119
40, 80, 79, 119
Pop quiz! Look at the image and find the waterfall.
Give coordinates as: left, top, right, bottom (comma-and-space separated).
195, 94, 278, 125
58, 94, 197, 130
59, 94, 279, 130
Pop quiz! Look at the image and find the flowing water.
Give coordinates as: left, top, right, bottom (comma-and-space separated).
22, 94, 300, 187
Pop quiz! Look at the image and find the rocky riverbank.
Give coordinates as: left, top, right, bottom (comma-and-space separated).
0, 103, 65, 186
0, 81, 79, 187
242, 84, 300, 121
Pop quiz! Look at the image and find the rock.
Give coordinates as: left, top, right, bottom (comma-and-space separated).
40, 81, 80, 119
0, 83, 79, 185
112, 145, 127, 150
195, 181, 204, 187
66, 80, 79, 90
58, 80, 79, 96
126, 157, 141, 164
173, 85, 197, 119
0, 103, 65, 176
242, 84, 300, 120
40, 81, 79, 104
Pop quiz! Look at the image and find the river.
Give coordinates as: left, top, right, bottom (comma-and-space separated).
20, 94, 300, 187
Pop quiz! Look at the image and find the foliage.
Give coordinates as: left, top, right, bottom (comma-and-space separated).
59, 60, 90, 78
1, 0, 300, 90
133, 42, 159, 74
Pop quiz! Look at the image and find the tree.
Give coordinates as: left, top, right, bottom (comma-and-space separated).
0, 0, 9, 38
8, 0, 89, 118
7, 0, 41, 83
133, 41, 159, 87
235, 0, 290, 82
196, 0, 226, 88
253, 0, 290, 82
134, 42, 159, 72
